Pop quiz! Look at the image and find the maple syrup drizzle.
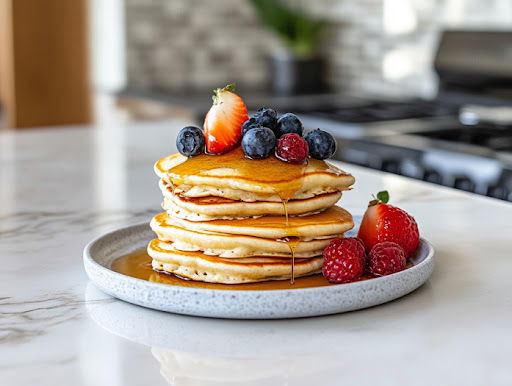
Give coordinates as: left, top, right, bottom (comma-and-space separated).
276, 196, 294, 283
282, 198, 290, 226
276, 208, 302, 284
279, 236, 302, 284
277, 191, 300, 284
272, 161, 308, 285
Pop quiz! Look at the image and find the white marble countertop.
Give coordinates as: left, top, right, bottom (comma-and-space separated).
1, 120, 512, 386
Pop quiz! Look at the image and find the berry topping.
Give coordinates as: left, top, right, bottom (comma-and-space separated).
203, 84, 248, 154
368, 242, 406, 276
322, 238, 366, 284
253, 108, 278, 130
275, 113, 304, 138
357, 191, 420, 257
242, 127, 276, 159
305, 129, 337, 160
275, 133, 309, 164
176, 126, 205, 157
242, 117, 260, 136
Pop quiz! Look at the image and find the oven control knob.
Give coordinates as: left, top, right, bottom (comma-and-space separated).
453, 176, 476, 192
422, 169, 442, 184
486, 185, 507, 200
380, 158, 400, 173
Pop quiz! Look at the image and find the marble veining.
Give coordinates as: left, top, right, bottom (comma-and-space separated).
0, 293, 116, 345
1, 121, 512, 386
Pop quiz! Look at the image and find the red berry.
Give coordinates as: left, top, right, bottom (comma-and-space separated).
368, 242, 406, 276
203, 84, 248, 154
357, 191, 420, 257
322, 238, 366, 284
276, 133, 309, 164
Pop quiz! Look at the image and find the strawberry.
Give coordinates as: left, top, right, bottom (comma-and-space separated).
203, 84, 248, 154
357, 191, 420, 257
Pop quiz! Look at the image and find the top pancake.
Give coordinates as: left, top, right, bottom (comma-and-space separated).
155, 147, 355, 202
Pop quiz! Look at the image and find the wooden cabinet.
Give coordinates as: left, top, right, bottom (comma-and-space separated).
0, 0, 91, 128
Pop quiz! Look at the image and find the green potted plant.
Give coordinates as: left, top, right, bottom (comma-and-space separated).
250, 0, 328, 95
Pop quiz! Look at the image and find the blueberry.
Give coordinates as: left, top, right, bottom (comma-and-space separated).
242, 117, 260, 136
242, 127, 276, 159
176, 126, 205, 157
253, 108, 277, 130
305, 129, 337, 160
275, 113, 303, 137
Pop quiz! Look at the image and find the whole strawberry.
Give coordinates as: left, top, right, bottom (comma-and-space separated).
368, 241, 406, 276
357, 191, 419, 257
322, 238, 366, 284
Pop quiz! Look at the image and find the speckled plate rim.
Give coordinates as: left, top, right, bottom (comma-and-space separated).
83, 220, 435, 319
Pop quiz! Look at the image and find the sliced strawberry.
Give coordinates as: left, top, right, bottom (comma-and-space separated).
357, 191, 420, 257
203, 84, 248, 154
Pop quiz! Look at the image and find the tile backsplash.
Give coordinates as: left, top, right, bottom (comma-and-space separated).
125, 0, 512, 98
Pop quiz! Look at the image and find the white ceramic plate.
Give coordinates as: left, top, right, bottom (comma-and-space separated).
83, 216, 434, 319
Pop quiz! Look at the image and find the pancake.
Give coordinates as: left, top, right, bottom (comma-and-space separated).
170, 206, 353, 239
148, 239, 322, 284
150, 212, 339, 258
155, 147, 355, 201
160, 179, 342, 220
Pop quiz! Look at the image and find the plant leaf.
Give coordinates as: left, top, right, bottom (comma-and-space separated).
249, 0, 326, 57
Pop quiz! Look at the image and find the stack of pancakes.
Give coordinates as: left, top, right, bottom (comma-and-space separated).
148, 147, 355, 284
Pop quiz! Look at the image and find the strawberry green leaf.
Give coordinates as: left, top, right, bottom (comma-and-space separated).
223, 84, 236, 92
376, 190, 389, 203
212, 84, 237, 103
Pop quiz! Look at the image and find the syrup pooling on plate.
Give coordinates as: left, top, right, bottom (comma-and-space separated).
111, 249, 396, 290
112, 249, 330, 290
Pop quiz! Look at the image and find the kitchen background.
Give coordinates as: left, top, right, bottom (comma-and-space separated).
2, 0, 511, 122
121, 0, 512, 97
1, 0, 512, 201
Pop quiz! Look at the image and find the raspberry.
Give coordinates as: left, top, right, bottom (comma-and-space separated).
322, 238, 366, 284
276, 133, 309, 164
368, 241, 406, 277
